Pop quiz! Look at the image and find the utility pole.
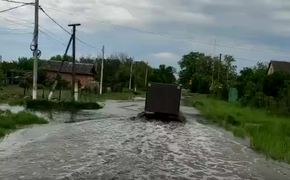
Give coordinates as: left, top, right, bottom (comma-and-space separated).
100, 45, 104, 95
145, 62, 148, 87
211, 39, 217, 89
68, 23, 81, 102
32, 0, 39, 100
214, 39, 216, 56
129, 60, 133, 89
218, 53, 222, 83
48, 35, 73, 101
227, 64, 229, 88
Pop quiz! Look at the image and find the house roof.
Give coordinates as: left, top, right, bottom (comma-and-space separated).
39, 60, 95, 76
268, 60, 290, 73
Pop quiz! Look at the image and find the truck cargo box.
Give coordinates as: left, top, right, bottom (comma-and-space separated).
145, 83, 181, 116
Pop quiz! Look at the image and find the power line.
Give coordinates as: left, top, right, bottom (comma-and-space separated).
0, 2, 33, 14
0, 1, 67, 48
39, 6, 71, 35
41, 5, 290, 56
0, 15, 66, 47
2, 13, 67, 42
39, 28, 66, 47
0, 2, 284, 62
235, 57, 262, 63
39, 6, 97, 50
0, 15, 33, 29
0, 31, 31, 34
0, 0, 31, 4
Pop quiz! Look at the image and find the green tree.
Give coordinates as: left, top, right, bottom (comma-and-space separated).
223, 55, 237, 88
17, 57, 34, 70
149, 64, 176, 84
19, 79, 30, 96
0, 63, 4, 89
79, 55, 95, 64
50, 55, 73, 62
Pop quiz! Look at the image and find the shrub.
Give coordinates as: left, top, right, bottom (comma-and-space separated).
111, 83, 123, 92
0, 110, 48, 138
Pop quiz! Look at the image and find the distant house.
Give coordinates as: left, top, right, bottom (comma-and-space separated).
267, 60, 290, 75
39, 60, 96, 88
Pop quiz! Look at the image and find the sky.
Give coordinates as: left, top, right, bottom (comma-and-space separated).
1, 0, 290, 72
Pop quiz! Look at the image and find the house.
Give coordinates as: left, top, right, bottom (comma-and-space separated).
267, 60, 290, 75
39, 60, 96, 88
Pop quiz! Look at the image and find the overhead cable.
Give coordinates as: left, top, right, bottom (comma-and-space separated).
41, 5, 290, 56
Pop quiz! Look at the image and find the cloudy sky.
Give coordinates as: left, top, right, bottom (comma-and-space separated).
1, 0, 290, 71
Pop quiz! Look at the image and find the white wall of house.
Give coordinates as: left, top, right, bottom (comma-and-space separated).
267, 64, 274, 75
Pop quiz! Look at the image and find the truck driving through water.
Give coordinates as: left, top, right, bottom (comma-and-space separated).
139, 82, 184, 121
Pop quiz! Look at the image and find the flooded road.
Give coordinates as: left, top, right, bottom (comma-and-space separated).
1, 100, 290, 180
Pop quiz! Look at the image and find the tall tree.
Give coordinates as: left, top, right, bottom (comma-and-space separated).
0, 63, 4, 89
79, 55, 96, 64
50, 55, 73, 62
149, 64, 176, 84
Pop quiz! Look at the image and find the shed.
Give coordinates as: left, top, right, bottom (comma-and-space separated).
39, 60, 96, 88
267, 60, 290, 75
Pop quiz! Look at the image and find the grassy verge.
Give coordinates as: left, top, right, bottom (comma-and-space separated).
0, 85, 146, 106
0, 110, 48, 138
188, 94, 290, 163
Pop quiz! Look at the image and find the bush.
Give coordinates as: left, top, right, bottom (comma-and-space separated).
93, 85, 107, 94
0, 110, 48, 137
111, 83, 123, 92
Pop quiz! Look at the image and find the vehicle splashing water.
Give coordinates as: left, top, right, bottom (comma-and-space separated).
0, 100, 290, 180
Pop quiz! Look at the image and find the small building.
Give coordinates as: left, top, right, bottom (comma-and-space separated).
267, 60, 290, 75
40, 60, 96, 88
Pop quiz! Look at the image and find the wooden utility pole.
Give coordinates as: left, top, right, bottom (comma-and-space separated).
32, 0, 39, 100
100, 45, 104, 95
218, 53, 222, 83
68, 23, 81, 102
129, 61, 133, 89
48, 35, 73, 101
145, 62, 148, 87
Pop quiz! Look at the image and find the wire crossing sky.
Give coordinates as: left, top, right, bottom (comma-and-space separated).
0, 0, 289, 70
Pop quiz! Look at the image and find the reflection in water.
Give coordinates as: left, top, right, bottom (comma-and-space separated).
0, 101, 290, 180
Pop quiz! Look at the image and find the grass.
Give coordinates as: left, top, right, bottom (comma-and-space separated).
187, 93, 290, 163
0, 110, 48, 138
0, 85, 146, 106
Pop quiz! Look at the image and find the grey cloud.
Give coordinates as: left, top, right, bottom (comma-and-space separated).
1, 0, 290, 69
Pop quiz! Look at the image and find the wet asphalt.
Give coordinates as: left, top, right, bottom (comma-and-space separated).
0, 99, 290, 180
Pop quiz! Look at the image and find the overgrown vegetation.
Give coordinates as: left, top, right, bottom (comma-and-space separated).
0, 53, 176, 105
179, 52, 290, 163
188, 94, 290, 163
179, 51, 290, 116
0, 110, 48, 138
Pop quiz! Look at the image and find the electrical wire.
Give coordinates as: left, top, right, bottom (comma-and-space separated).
0, 2, 33, 14
0, 1, 281, 63
2, 13, 66, 41
39, 6, 71, 35
0, 0, 31, 4
41, 5, 290, 56
0, 15, 67, 47
0, 14, 263, 63
39, 28, 66, 47
0, 31, 31, 34
39, 6, 98, 50
0, 15, 33, 29
235, 57, 263, 63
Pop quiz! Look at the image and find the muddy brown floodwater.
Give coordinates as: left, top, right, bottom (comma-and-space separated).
1, 99, 290, 180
